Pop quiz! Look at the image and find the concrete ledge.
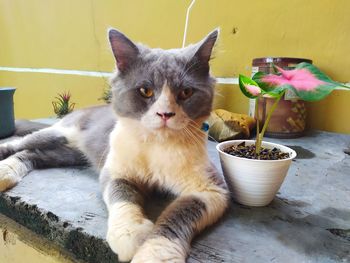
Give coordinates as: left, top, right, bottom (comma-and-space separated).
1, 130, 350, 262
0, 167, 117, 262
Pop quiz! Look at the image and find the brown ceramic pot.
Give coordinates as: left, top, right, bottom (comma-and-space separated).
251, 57, 312, 138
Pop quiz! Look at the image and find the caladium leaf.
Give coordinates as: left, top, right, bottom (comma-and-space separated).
238, 74, 262, 98
253, 62, 349, 101
252, 72, 286, 98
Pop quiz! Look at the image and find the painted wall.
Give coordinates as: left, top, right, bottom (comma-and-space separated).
0, 0, 349, 133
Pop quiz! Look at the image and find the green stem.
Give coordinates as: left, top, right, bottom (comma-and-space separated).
254, 97, 261, 157
260, 92, 285, 140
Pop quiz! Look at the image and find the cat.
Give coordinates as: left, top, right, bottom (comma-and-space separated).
0, 28, 229, 263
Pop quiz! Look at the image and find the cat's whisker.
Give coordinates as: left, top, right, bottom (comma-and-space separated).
182, 127, 199, 146
214, 89, 224, 97
183, 129, 204, 154
183, 126, 206, 153
187, 120, 208, 136
186, 129, 206, 146
186, 122, 210, 151
186, 125, 207, 143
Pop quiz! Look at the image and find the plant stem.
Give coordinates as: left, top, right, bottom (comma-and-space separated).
254, 97, 261, 157
260, 92, 285, 140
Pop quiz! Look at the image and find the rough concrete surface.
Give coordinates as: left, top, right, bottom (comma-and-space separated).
0, 130, 349, 263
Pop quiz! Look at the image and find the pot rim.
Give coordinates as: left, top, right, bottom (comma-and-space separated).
216, 139, 297, 163
0, 87, 16, 91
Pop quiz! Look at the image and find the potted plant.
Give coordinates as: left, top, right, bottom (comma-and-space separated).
52, 91, 76, 118
216, 63, 350, 206
0, 87, 16, 139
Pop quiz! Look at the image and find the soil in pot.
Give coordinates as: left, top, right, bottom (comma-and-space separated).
223, 141, 290, 160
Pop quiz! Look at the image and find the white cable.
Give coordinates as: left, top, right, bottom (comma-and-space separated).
182, 0, 196, 48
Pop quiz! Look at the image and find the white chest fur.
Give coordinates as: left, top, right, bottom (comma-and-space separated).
104, 119, 211, 194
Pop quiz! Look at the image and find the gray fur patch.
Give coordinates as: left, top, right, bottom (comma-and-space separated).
101, 172, 144, 205
9, 147, 87, 176
17, 130, 68, 151
153, 196, 207, 242
14, 120, 50, 136
108, 178, 143, 204
61, 105, 116, 169
1, 128, 68, 161
0, 145, 15, 161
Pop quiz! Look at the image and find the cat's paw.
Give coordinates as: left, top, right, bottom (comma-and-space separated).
0, 140, 20, 161
0, 145, 11, 161
131, 237, 187, 263
0, 159, 22, 191
107, 218, 154, 262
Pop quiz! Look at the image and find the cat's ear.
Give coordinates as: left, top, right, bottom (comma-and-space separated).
191, 29, 219, 75
108, 28, 139, 73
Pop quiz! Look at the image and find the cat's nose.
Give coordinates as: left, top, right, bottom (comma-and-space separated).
156, 112, 176, 121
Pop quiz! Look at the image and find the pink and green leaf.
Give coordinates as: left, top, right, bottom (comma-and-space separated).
253, 62, 349, 101
239, 74, 263, 98
252, 72, 286, 98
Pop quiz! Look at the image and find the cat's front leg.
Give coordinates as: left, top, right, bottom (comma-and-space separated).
100, 168, 154, 262
132, 186, 229, 263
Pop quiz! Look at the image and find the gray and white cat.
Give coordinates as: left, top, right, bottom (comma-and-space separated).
0, 29, 229, 262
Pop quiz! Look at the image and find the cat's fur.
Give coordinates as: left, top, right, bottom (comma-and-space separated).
0, 29, 229, 262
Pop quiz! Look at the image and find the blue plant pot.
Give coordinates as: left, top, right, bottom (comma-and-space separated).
0, 87, 16, 138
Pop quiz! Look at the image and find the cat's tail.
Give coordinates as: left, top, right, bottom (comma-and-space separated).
14, 120, 51, 136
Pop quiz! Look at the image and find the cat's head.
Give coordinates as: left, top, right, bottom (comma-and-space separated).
108, 28, 218, 134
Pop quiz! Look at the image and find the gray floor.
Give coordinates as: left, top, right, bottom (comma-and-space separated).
0, 130, 349, 262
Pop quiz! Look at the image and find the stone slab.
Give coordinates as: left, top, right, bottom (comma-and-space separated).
0, 129, 349, 262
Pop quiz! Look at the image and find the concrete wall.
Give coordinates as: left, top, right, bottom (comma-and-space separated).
0, 0, 349, 133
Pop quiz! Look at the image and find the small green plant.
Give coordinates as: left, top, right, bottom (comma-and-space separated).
52, 91, 75, 118
239, 62, 350, 157
99, 87, 112, 104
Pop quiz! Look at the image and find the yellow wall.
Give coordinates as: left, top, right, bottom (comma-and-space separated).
0, 0, 349, 133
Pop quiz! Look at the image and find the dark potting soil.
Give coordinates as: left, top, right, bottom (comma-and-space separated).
223, 142, 290, 160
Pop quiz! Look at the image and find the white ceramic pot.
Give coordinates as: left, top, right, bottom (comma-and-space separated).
216, 140, 297, 207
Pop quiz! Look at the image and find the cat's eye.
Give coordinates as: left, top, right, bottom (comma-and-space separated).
178, 88, 193, 100
139, 87, 154, 98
